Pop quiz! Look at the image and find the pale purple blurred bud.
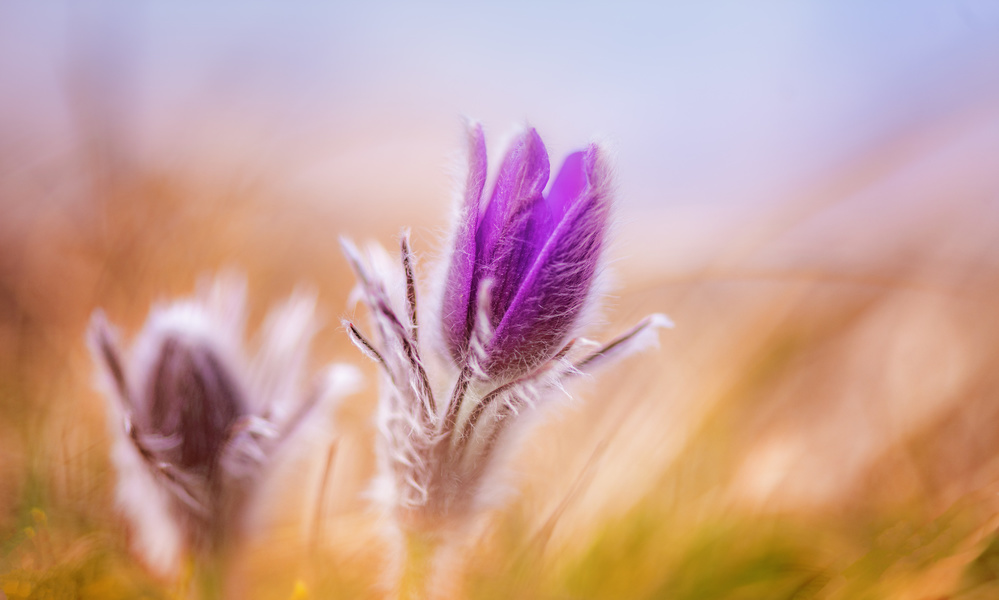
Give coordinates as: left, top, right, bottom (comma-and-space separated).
88, 275, 359, 577
144, 336, 246, 472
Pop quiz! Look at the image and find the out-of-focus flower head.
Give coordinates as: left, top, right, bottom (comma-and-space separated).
88, 274, 360, 578
342, 123, 671, 536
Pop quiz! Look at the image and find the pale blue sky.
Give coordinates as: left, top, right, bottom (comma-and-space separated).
2, 1, 998, 211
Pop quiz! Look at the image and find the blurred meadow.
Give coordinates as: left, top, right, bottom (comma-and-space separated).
3, 1, 999, 598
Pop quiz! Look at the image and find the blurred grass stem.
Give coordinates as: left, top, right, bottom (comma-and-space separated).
397, 530, 442, 600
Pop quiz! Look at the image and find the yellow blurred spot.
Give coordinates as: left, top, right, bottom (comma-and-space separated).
31, 508, 47, 526
172, 559, 195, 600
80, 577, 119, 599
289, 579, 309, 600
23, 527, 35, 540
2, 580, 33, 598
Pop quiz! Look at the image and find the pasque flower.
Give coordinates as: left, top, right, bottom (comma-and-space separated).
88, 275, 359, 582
441, 125, 610, 381
342, 123, 671, 578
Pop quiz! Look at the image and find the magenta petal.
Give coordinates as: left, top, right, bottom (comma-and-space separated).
519, 150, 589, 265
546, 150, 588, 221
483, 146, 610, 379
476, 128, 550, 263
441, 122, 489, 362
476, 128, 551, 325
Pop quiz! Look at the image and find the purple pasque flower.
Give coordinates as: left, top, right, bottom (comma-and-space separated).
341, 122, 671, 537
441, 124, 611, 381
88, 274, 359, 577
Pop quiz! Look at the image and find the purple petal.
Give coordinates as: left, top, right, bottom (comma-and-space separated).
482, 145, 610, 379
546, 150, 588, 222
441, 122, 488, 362
476, 128, 551, 325
515, 150, 588, 273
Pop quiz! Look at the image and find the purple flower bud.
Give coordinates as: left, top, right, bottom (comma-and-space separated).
441, 125, 611, 379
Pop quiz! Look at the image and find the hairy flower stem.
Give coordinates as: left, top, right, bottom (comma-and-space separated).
441, 368, 471, 436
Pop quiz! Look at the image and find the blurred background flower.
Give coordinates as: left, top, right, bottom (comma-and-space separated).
2, 1, 999, 598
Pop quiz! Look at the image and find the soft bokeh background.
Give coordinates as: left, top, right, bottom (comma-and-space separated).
3, 1, 999, 598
